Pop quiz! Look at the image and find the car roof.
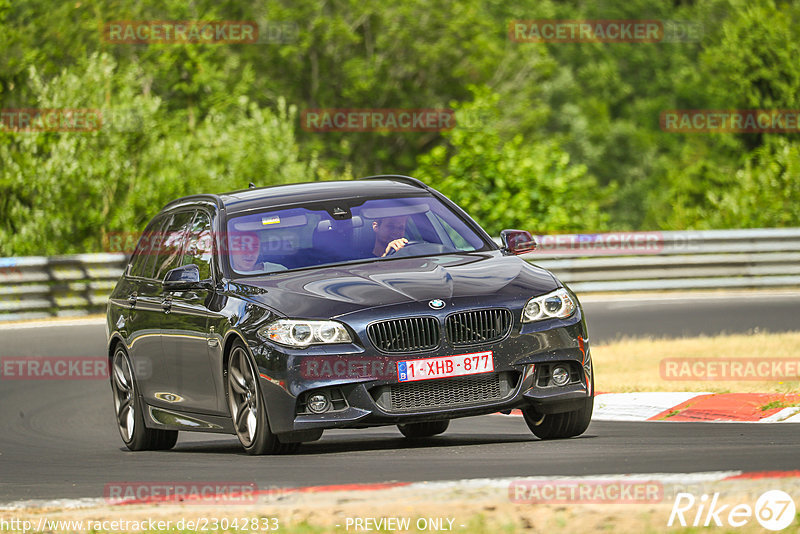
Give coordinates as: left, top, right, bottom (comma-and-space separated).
161, 175, 432, 214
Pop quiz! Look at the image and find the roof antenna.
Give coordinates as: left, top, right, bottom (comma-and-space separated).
248, 182, 256, 189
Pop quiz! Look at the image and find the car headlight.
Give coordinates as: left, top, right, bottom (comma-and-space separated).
522, 288, 576, 323
259, 319, 352, 347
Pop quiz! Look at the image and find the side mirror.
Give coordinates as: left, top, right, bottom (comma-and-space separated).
500, 229, 537, 255
162, 264, 212, 291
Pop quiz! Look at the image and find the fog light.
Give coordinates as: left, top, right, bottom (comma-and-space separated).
307, 393, 330, 413
552, 366, 570, 386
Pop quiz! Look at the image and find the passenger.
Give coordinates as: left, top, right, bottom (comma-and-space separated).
231, 232, 261, 272
230, 231, 287, 274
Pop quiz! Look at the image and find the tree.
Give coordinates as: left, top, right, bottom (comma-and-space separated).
414, 89, 608, 235
0, 53, 315, 256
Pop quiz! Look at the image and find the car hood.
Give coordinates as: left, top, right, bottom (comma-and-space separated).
232, 252, 559, 319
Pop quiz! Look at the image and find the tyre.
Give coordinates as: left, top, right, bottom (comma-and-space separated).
111, 346, 178, 451
226, 341, 299, 455
523, 395, 593, 440
397, 420, 450, 438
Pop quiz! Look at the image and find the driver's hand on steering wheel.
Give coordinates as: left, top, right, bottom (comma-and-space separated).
382, 238, 409, 257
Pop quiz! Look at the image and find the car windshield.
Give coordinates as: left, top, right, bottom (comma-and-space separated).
225, 195, 488, 275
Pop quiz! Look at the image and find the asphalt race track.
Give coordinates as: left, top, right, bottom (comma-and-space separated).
1, 292, 799, 504
582, 292, 800, 342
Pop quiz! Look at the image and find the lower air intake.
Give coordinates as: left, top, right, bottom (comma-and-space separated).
370, 372, 519, 413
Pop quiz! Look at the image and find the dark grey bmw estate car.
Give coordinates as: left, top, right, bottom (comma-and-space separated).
106, 176, 593, 454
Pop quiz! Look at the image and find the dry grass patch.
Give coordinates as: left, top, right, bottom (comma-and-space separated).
592, 331, 800, 393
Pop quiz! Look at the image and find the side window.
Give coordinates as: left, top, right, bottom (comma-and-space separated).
408, 213, 441, 244
154, 211, 195, 281
430, 213, 471, 250
129, 214, 169, 279
182, 211, 214, 280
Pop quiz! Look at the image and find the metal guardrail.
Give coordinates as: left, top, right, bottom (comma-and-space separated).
0, 228, 799, 322
524, 228, 800, 292
0, 254, 127, 322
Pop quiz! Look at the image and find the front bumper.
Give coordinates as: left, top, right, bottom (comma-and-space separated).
252, 311, 593, 438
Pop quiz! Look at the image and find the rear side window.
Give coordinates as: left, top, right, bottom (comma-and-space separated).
181, 211, 214, 280
153, 211, 195, 281
128, 214, 169, 279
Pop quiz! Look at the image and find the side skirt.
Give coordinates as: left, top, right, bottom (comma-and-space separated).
144, 404, 235, 434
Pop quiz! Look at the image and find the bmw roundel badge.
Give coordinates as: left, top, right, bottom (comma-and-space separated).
429, 299, 445, 309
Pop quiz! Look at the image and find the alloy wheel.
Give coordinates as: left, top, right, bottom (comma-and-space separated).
112, 349, 136, 442
228, 346, 260, 447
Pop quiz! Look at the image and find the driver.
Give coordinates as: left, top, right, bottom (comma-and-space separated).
372, 215, 408, 257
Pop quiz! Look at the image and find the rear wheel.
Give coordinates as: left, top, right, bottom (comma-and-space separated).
523, 395, 593, 440
111, 346, 178, 451
397, 420, 450, 438
226, 341, 299, 455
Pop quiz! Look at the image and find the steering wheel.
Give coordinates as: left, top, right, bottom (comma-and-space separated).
384, 240, 422, 256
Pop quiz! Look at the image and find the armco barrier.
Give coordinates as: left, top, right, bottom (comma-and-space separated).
0, 254, 127, 322
524, 228, 800, 292
0, 228, 798, 322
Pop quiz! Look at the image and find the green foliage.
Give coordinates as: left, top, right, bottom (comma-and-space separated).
0, 53, 315, 256
415, 91, 608, 235
651, 137, 800, 229
700, 0, 800, 111
645, 0, 800, 229
1, 0, 799, 255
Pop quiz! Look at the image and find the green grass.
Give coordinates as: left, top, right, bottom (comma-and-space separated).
760, 399, 800, 411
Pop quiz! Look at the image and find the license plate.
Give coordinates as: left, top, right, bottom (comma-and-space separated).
397, 351, 494, 382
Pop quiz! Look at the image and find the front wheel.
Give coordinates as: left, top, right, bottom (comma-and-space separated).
110, 346, 178, 451
226, 341, 299, 455
523, 395, 593, 440
397, 420, 449, 438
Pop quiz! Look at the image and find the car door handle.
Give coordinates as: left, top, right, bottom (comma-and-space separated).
161, 296, 172, 313
128, 293, 137, 308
